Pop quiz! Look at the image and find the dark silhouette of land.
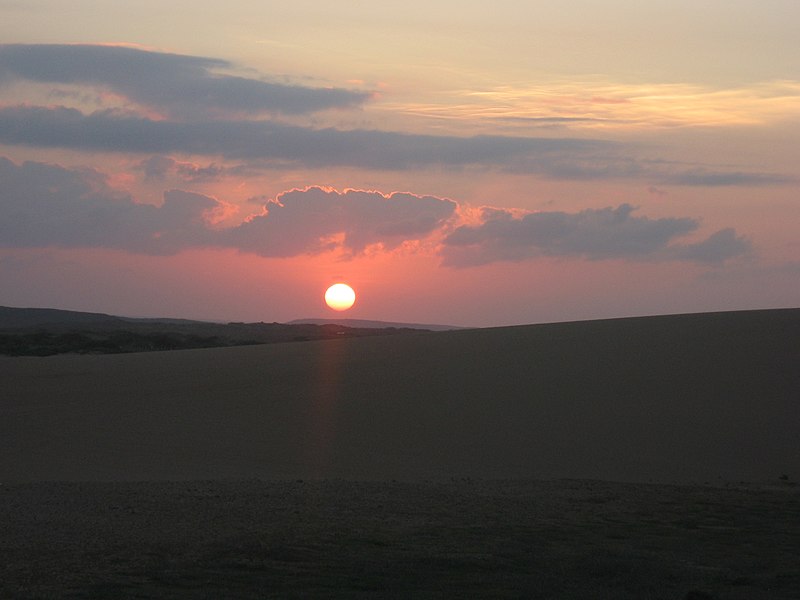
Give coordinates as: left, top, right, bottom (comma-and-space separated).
1, 307, 798, 598
0, 306, 434, 356
288, 317, 463, 331
2, 307, 797, 483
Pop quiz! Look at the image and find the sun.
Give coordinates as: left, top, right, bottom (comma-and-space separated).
324, 283, 356, 311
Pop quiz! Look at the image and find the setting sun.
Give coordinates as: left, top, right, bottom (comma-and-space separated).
324, 283, 356, 311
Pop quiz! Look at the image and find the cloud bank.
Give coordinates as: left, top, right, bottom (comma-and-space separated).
440, 204, 750, 267
232, 188, 457, 256
0, 104, 605, 170
0, 157, 750, 265
0, 158, 454, 256
0, 44, 792, 186
0, 157, 218, 254
0, 104, 787, 185
0, 44, 370, 116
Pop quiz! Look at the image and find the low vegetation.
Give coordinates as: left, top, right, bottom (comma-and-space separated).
0, 330, 249, 356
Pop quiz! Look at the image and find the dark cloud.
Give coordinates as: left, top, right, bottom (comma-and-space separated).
0, 104, 789, 185
526, 154, 647, 180
136, 155, 239, 182
528, 154, 794, 187
0, 44, 370, 117
672, 228, 752, 263
0, 46, 792, 187
0, 157, 752, 264
656, 168, 796, 186
139, 155, 176, 179
0, 104, 607, 169
230, 187, 457, 256
0, 157, 219, 254
0, 158, 456, 256
440, 204, 749, 267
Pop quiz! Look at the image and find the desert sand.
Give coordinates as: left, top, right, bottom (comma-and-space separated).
1, 309, 798, 597
0, 478, 797, 599
2, 308, 798, 483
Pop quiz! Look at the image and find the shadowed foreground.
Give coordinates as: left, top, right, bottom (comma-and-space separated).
2, 309, 799, 597
1, 309, 798, 483
1, 479, 798, 599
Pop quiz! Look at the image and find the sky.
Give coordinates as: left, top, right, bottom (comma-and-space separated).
0, 0, 797, 327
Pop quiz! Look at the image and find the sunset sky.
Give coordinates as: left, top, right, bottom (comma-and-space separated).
1, 1, 797, 327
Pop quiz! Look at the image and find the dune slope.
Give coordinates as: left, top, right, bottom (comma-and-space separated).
1, 309, 798, 482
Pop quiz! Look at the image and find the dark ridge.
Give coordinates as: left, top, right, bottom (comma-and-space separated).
287, 317, 464, 331
0, 305, 127, 328
0, 306, 429, 356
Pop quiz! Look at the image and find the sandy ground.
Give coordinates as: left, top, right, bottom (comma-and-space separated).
2, 309, 798, 483
1, 478, 798, 599
2, 309, 798, 597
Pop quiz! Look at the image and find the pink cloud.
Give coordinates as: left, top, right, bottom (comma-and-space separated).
0, 157, 751, 267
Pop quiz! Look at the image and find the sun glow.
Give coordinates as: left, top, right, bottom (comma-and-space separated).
324, 283, 356, 311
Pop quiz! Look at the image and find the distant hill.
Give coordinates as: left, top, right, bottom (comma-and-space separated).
287, 318, 464, 331
0, 306, 431, 356
0, 306, 127, 328
0, 306, 208, 329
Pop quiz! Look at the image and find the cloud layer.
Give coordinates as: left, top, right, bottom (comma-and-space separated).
440, 204, 750, 267
0, 104, 788, 185
0, 157, 750, 265
0, 44, 790, 185
0, 104, 605, 170
0, 158, 455, 256
0, 44, 370, 116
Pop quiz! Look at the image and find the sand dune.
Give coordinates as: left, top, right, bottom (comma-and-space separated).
2, 308, 798, 483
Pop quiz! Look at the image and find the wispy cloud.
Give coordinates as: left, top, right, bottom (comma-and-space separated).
135, 155, 250, 182
656, 168, 796, 187
382, 80, 800, 132
528, 154, 795, 187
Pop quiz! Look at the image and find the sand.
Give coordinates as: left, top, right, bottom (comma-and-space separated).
2, 309, 798, 483
2, 309, 798, 597
2, 478, 798, 599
